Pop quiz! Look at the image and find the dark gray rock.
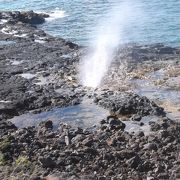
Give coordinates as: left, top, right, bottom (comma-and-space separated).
159, 47, 175, 54
82, 137, 94, 147
0, 120, 17, 137
30, 177, 42, 180
131, 114, 142, 121
38, 156, 56, 168
108, 117, 126, 131
147, 143, 158, 151
0, 11, 48, 24
157, 173, 169, 179
39, 120, 53, 130
127, 155, 142, 169
97, 93, 165, 118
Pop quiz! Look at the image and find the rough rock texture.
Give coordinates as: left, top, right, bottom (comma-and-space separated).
0, 11, 81, 120
93, 91, 165, 118
0, 11, 180, 179
0, 11, 49, 24
0, 118, 179, 179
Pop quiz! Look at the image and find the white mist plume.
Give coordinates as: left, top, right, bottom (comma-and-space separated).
80, 1, 136, 88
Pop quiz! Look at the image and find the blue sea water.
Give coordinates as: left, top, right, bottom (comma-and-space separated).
0, 0, 180, 46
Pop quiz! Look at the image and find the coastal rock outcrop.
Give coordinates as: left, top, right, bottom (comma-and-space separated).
0, 11, 49, 24
94, 92, 165, 118
0, 10, 180, 179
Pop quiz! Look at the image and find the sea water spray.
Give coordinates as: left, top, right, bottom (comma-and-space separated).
80, 1, 136, 88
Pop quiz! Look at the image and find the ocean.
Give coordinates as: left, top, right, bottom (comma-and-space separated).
0, 0, 180, 46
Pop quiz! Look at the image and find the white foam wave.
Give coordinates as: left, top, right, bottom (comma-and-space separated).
0, 19, 8, 24
1, 27, 18, 35
0, 100, 11, 103
1, 27, 27, 37
45, 9, 68, 21
34, 39, 45, 44
14, 34, 27, 37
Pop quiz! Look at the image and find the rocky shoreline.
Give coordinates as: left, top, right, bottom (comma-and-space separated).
0, 11, 180, 179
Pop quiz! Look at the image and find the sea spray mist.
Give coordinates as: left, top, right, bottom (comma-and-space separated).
79, 1, 136, 88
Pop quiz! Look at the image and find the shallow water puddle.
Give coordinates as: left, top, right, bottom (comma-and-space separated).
124, 116, 158, 136
34, 76, 48, 85
132, 69, 180, 121
34, 39, 46, 44
60, 54, 73, 58
11, 60, 24, 65
0, 40, 15, 45
0, 100, 11, 103
20, 73, 36, 79
10, 99, 109, 129
9, 97, 158, 135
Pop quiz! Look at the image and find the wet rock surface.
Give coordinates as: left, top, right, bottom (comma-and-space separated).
0, 11, 80, 119
0, 11, 180, 179
93, 91, 165, 118
0, 11, 49, 24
